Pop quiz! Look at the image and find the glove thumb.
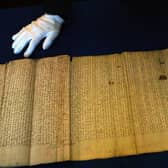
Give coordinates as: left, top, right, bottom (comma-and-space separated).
43, 31, 59, 50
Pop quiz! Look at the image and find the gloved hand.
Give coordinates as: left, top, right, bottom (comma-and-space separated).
11, 13, 64, 57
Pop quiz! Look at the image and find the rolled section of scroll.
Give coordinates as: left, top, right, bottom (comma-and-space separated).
0, 55, 70, 167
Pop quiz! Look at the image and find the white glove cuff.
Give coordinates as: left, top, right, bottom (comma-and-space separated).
44, 13, 64, 25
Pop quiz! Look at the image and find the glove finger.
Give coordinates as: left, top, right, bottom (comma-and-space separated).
13, 33, 30, 52
24, 37, 43, 57
12, 27, 25, 40
12, 31, 28, 49
14, 38, 31, 54
42, 31, 59, 50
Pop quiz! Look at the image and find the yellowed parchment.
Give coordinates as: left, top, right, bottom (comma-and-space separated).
0, 48, 168, 167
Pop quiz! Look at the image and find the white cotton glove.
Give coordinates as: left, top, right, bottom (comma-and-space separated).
11, 13, 64, 57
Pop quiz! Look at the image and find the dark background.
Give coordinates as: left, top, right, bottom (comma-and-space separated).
1, 0, 168, 64
1, 0, 168, 167
0, 0, 41, 7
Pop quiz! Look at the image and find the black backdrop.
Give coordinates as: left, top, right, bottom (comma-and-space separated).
1, 0, 168, 64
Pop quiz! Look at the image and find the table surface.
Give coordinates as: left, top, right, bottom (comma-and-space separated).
1, 0, 168, 167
